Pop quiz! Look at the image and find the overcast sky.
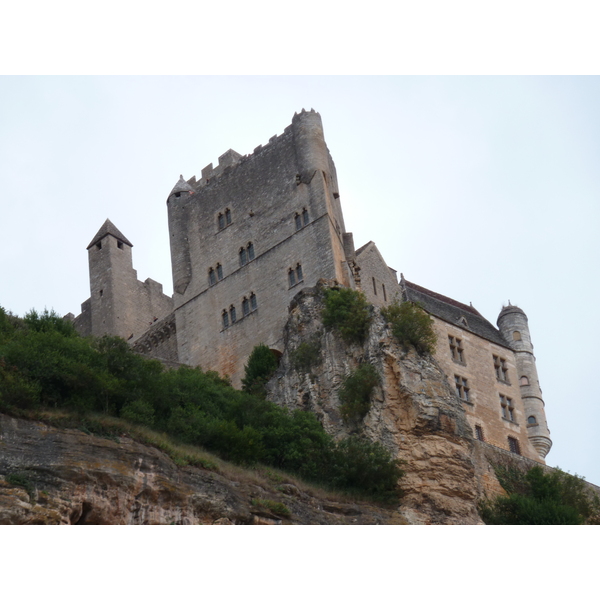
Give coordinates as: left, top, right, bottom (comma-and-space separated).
1, 76, 599, 487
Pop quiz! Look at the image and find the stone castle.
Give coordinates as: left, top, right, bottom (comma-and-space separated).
70, 109, 552, 465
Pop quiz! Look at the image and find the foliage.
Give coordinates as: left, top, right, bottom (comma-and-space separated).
381, 300, 437, 355
480, 465, 600, 525
327, 437, 405, 502
322, 287, 372, 345
5, 472, 35, 500
0, 306, 404, 500
251, 498, 291, 517
338, 363, 379, 424
241, 344, 278, 398
290, 337, 322, 374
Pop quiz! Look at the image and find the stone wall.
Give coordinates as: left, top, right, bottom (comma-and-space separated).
167, 110, 352, 386
429, 315, 540, 462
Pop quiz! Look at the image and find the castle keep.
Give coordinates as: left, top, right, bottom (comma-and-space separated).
72, 109, 552, 464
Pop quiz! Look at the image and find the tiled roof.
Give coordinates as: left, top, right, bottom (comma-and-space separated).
403, 279, 510, 349
86, 219, 133, 250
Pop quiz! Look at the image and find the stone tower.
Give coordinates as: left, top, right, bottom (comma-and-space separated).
86, 219, 136, 338
74, 219, 173, 341
497, 304, 552, 459
166, 109, 357, 385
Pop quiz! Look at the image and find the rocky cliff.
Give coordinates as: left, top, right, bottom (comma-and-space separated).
267, 282, 508, 524
0, 413, 408, 525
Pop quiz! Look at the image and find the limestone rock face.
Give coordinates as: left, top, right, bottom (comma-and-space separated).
267, 283, 484, 524
0, 413, 405, 525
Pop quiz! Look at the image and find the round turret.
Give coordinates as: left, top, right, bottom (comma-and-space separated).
497, 304, 552, 459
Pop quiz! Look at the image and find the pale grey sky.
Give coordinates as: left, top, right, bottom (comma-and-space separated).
1, 76, 599, 487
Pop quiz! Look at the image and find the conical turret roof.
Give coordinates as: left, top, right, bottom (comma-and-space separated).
169, 175, 194, 196
86, 219, 133, 249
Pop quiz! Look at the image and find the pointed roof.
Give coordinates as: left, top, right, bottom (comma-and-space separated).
86, 219, 133, 249
169, 175, 194, 196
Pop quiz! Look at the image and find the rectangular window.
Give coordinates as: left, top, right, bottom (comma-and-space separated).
295, 214, 302, 230
248, 243, 255, 261
382, 284, 387, 302
454, 375, 470, 402
493, 355, 509, 383
225, 209, 232, 225
500, 394, 514, 421
216, 264, 223, 280
218, 213, 225, 230
288, 269, 296, 287
303, 209, 309, 226
222, 311, 229, 329
508, 436, 521, 455
242, 298, 250, 317
250, 293, 257, 311
475, 425, 484, 442
296, 264, 303, 283
372, 277, 377, 295
209, 269, 216, 286
240, 248, 248, 266
449, 336, 465, 364
230, 306, 236, 323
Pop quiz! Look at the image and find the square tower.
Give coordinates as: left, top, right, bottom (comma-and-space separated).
167, 110, 355, 385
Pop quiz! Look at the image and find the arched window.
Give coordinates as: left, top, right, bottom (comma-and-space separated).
225, 208, 232, 226
527, 415, 538, 425
247, 242, 255, 261
222, 310, 229, 329
209, 268, 216, 286
229, 305, 236, 323
218, 213, 225, 230
513, 331, 521, 341
295, 213, 302, 231
296, 263, 303, 283
216, 263, 223, 280
250, 293, 257, 311
240, 247, 248, 266
520, 375, 529, 386
242, 297, 250, 317
302, 208, 309, 226
288, 268, 296, 287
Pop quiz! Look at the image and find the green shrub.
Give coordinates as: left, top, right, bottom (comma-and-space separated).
480, 465, 600, 525
6, 472, 35, 500
290, 337, 322, 373
241, 344, 278, 398
251, 498, 291, 517
328, 437, 405, 502
120, 399, 156, 427
322, 287, 372, 345
338, 363, 379, 424
381, 300, 437, 355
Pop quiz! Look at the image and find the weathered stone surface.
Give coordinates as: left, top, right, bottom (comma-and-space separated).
267, 282, 484, 524
0, 413, 405, 525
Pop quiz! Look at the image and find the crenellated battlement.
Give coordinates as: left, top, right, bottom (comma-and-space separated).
172, 110, 320, 193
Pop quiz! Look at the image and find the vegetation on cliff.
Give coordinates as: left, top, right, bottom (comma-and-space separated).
480, 464, 600, 525
381, 300, 437, 355
0, 306, 403, 501
322, 287, 372, 345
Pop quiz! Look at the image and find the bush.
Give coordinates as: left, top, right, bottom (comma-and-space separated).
322, 287, 372, 345
381, 300, 437, 355
241, 344, 278, 398
290, 337, 322, 373
480, 465, 600, 525
328, 437, 405, 502
338, 363, 379, 424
